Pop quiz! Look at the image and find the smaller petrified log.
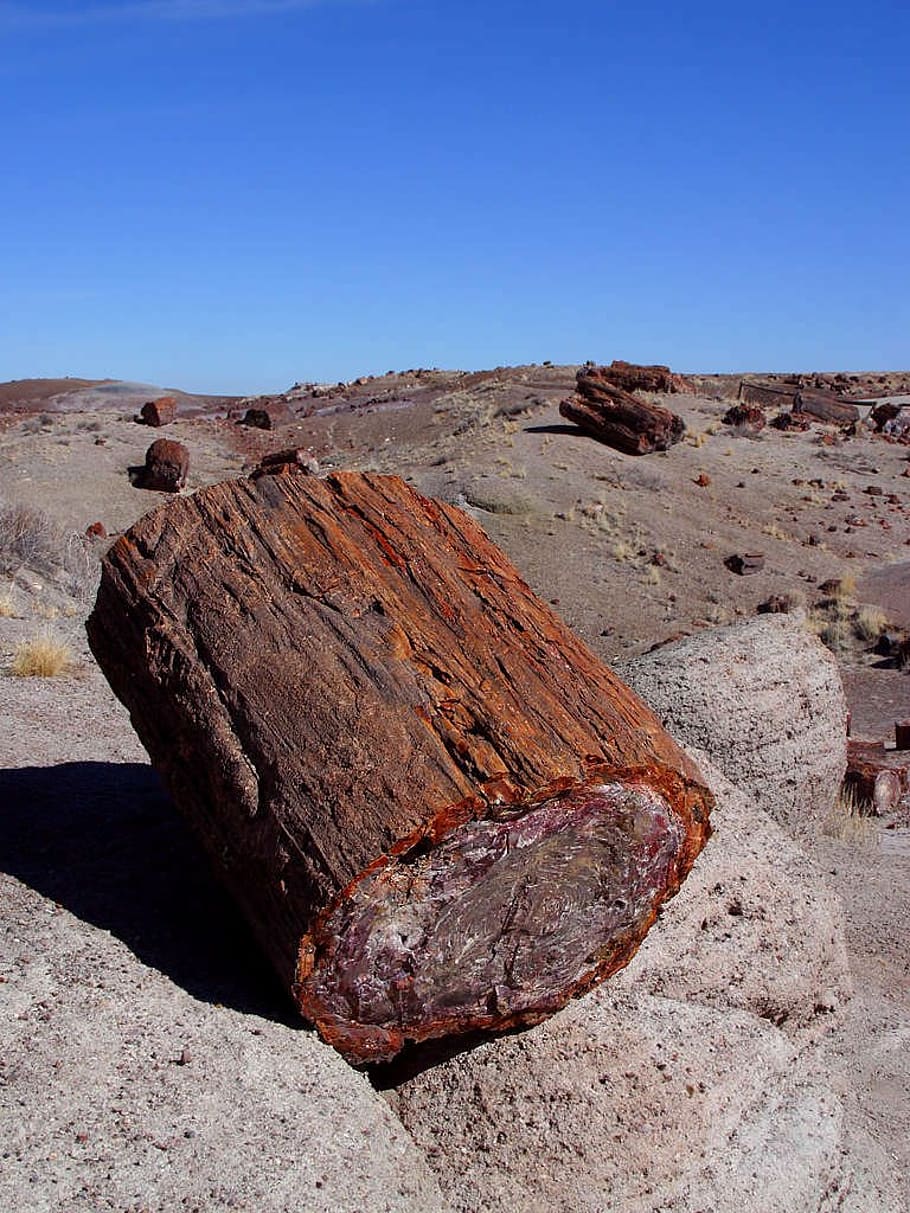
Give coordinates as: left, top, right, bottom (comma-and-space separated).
738, 381, 797, 410
599, 360, 694, 395
844, 740, 910, 815
724, 553, 765, 576
137, 439, 189, 492
240, 401, 294, 430
871, 402, 902, 431
252, 447, 320, 477
723, 404, 766, 434
793, 390, 860, 426
770, 411, 811, 432
139, 396, 178, 427
560, 368, 685, 455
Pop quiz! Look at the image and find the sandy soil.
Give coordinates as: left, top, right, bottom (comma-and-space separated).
1, 366, 909, 1209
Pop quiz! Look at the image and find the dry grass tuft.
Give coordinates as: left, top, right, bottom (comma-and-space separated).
824, 787, 879, 846
9, 630, 75, 677
0, 587, 18, 617
854, 604, 888, 643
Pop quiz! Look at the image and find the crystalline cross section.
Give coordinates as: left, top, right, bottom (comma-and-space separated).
298, 782, 683, 1060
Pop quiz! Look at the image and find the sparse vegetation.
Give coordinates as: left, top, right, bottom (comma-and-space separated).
0, 587, 18, 617
0, 502, 60, 573
9, 630, 75, 677
824, 786, 879, 845
854, 604, 888, 643
0, 500, 100, 604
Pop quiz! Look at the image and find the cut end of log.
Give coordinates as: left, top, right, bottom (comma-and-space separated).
295, 779, 689, 1064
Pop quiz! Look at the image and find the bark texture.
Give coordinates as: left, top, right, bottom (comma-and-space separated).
559, 367, 686, 455
86, 469, 711, 1063
596, 359, 694, 395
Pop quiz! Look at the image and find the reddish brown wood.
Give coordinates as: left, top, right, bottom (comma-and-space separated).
896, 721, 910, 752
723, 404, 766, 434
137, 439, 188, 492
738, 381, 797, 409
793, 390, 860, 426
560, 368, 686, 455
844, 740, 910, 815
598, 360, 694, 395
87, 470, 711, 1063
239, 401, 294, 429
139, 396, 178, 427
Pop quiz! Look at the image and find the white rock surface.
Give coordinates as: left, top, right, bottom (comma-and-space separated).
617, 751, 852, 1038
616, 615, 848, 835
391, 988, 854, 1213
0, 868, 448, 1213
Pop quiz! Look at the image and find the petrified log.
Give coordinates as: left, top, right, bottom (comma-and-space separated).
560, 368, 686, 455
844, 740, 910, 815
240, 400, 294, 429
87, 470, 711, 1063
722, 404, 766, 434
137, 438, 188, 492
599, 359, 694, 395
139, 396, 177, 427
793, 390, 860, 426
738, 381, 797, 410
770, 410, 811, 432
724, 552, 765, 575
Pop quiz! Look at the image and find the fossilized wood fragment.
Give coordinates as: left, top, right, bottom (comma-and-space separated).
297, 782, 685, 1060
560, 367, 686, 455
87, 470, 711, 1063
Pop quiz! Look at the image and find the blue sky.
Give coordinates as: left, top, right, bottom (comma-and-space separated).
1, 0, 907, 393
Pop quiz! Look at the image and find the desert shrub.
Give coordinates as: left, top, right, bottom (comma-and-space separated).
854, 604, 888, 643
824, 786, 879, 845
9, 630, 74, 677
0, 503, 61, 573
0, 586, 18, 617
61, 531, 100, 604
0, 501, 100, 604
820, 618, 852, 652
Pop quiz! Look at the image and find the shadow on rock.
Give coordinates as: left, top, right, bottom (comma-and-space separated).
0, 761, 295, 1024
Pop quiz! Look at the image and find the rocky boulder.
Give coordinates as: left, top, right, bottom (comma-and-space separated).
616, 615, 848, 835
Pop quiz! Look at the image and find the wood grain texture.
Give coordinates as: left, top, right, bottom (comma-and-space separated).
560, 367, 686, 455
87, 469, 711, 1061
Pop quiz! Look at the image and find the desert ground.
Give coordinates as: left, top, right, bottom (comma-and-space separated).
1, 364, 909, 1211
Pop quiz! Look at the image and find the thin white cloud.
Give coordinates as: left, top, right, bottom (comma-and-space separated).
0, 0, 359, 28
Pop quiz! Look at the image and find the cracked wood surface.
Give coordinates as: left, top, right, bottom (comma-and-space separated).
87, 470, 711, 1062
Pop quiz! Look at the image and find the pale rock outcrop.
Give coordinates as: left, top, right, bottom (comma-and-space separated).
616, 614, 848, 834
616, 752, 852, 1039
391, 987, 849, 1213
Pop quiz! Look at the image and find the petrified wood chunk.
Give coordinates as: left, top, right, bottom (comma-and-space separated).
559, 368, 686, 455
599, 359, 694, 395
137, 438, 189, 492
139, 396, 178, 427
723, 404, 766, 434
724, 552, 765, 575
239, 401, 294, 429
87, 471, 711, 1063
793, 390, 860, 426
844, 740, 910, 815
